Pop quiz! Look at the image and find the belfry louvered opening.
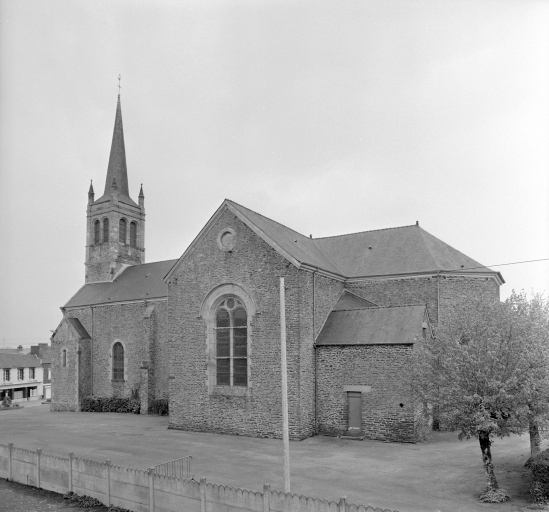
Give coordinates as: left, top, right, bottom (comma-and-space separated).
94, 220, 100, 244
102, 218, 109, 243
214, 298, 247, 387
130, 222, 137, 248
119, 218, 127, 244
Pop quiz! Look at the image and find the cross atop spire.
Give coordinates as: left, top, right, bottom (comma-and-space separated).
117, 74, 122, 96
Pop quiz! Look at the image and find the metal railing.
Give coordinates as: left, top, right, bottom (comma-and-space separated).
148, 456, 193, 480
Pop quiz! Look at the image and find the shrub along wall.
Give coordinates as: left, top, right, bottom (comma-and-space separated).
0, 443, 400, 512
81, 396, 141, 414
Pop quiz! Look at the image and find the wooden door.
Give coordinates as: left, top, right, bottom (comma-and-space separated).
347, 391, 362, 434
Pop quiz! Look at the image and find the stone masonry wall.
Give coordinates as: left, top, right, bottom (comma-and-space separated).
87, 300, 168, 400
346, 277, 439, 323
148, 302, 169, 400
313, 275, 345, 339
51, 318, 83, 412
347, 274, 500, 326
52, 300, 168, 412
438, 275, 500, 325
316, 344, 419, 442
168, 208, 317, 440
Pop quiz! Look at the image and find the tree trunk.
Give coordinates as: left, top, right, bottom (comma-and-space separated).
479, 430, 499, 490
529, 420, 541, 458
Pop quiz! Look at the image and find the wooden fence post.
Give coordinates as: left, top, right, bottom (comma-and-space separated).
148, 468, 154, 512
68, 453, 73, 493
36, 449, 42, 489
200, 477, 207, 512
8, 443, 13, 481
263, 483, 270, 512
105, 459, 111, 506
339, 496, 347, 512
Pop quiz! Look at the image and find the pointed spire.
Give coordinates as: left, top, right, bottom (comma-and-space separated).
104, 94, 130, 198
138, 183, 144, 208
88, 180, 95, 205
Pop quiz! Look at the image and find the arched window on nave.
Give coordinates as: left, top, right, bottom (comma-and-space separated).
112, 342, 124, 381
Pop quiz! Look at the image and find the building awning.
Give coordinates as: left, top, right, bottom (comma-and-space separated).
0, 383, 39, 389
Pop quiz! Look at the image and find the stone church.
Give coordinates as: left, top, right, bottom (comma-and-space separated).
51, 94, 503, 442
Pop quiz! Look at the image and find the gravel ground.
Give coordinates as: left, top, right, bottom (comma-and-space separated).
2, 405, 549, 512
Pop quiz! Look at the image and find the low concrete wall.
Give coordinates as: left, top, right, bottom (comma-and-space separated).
0, 443, 399, 512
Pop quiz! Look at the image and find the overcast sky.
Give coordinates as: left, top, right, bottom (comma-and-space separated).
0, 0, 548, 349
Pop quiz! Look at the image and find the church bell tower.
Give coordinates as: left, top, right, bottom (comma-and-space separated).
85, 93, 145, 283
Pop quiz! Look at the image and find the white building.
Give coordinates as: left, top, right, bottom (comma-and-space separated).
0, 354, 43, 402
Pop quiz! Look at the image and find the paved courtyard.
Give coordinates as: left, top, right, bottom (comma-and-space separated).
0, 404, 543, 512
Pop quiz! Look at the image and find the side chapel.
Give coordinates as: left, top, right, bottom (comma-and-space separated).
51, 94, 504, 442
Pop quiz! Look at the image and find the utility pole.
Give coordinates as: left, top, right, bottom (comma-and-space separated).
280, 277, 291, 493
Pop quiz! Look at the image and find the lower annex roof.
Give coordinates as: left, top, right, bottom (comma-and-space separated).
64, 259, 177, 308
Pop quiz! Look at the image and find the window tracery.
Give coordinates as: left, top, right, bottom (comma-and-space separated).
214, 298, 248, 387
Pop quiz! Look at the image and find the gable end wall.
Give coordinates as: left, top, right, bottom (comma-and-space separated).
167, 208, 318, 439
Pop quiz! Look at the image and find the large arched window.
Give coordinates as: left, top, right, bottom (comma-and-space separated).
130, 222, 137, 248
112, 342, 124, 381
102, 218, 109, 243
215, 298, 247, 386
119, 218, 127, 244
94, 220, 100, 244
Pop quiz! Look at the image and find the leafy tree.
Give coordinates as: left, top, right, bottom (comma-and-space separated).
413, 292, 549, 503
509, 292, 549, 458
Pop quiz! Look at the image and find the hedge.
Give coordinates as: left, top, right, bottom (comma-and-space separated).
149, 398, 169, 416
81, 396, 140, 414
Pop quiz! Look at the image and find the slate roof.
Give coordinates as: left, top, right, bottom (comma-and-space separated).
315, 225, 494, 278
64, 259, 177, 308
0, 353, 41, 369
316, 305, 426, 346
66, 318, 91, 339
166, 199, 502, 283
67, 200, 501, 309
228, 201, 343, 275
93, 95, 138, 207
227, 201, 499, 279
332, 291, 378, 311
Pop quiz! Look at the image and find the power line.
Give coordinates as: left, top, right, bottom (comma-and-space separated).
456, 258, 549, 272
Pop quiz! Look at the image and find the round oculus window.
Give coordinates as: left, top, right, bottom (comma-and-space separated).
217, 228, 236, 251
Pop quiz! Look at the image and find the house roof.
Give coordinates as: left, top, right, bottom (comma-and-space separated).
64, 259, 177, 308
0, 353, 41, 369
316, 305, 426, 346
